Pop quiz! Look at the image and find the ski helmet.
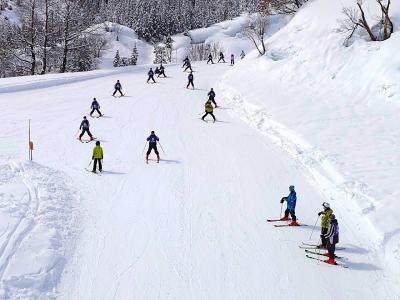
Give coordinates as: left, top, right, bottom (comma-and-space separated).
322, 202, 330, 209
83, 116, 87, 119
289, 185, 295, 192
151, 131, 155, 134
96, 141, 100, 146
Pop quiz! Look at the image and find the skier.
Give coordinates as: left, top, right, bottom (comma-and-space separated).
79, 116, 94, 141
207, 53, 214, 64
207, 88, 217, 107
182, 56, 189, 68
202, 100, 216, 122
318, 202, 333, 249
230, 54, 235, 65
154, 66, 160, 76
321, 214, 339, 265
187, 72, 194, 89
146, 131, 160, 163
280, 185, 299, 226
91, 141, 103, 173
112, 80, 123, 97
158, 63, 166, 77
218, 52, 225, 63
90, 98, 102, 117
240, 50, 245, 59
184, 60, 193, 72
147, 68, 156, 83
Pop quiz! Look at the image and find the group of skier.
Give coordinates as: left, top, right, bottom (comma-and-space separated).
277, 186, 340, 266
206, 50, 245, 66
83, 51, 238, 171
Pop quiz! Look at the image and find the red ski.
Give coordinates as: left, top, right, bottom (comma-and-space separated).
306, 255, 348, 268
267, 219, 291, 222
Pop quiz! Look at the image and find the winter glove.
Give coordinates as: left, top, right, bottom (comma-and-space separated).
318, 212, 323, 216
320, 234, 324, 239
92, 156, 94, 160
280, 197, 286, 204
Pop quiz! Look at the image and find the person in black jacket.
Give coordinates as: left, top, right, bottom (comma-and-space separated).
187, 72, 194, 89
184, 61, 193, 72
207, 53, 214, 64
112, 80, 123, 96
158, 64, 166, 77
147, 68, 156, 83
218, 52, 225, 63
207, 88, 217, 107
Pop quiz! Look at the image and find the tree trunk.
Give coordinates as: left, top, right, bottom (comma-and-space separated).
357, 2, 376, 41
29, 0, 36, 75
41, 0, 49, 74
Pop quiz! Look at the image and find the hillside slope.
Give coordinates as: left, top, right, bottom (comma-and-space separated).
218, 0, 400, 282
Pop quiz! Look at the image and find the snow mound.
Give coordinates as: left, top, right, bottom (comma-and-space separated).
219, 0, 400, 283
91, 22, 153, 68
0, 160, 78, 299
172, 14, 291, 63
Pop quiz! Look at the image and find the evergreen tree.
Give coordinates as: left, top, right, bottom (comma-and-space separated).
113, 50, 121, 67
130, 44, 138, 65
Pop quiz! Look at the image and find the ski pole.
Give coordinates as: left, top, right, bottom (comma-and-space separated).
88, 159, 93, 167
279, 202, 283, 218
142, 142, 148, 155
309, 215, 320, 240
158, 141, 166, 154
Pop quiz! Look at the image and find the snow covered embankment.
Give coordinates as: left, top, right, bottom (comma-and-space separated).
0, 161, 78, 299
218, 0, 400, 284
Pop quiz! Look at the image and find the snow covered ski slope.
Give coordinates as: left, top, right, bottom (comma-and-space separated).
0, 60, 399, 299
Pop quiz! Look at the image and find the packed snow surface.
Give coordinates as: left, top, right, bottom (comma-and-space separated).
0, 0, 399, 298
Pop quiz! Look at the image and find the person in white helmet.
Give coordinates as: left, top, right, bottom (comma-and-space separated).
318, 202, 333, 248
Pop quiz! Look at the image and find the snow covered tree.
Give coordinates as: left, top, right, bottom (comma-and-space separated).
113, 50, 121, 67
153, 45, 167, 64
242, 12, 269, 55
164, 35, 174, 62
130, 44, 138, 65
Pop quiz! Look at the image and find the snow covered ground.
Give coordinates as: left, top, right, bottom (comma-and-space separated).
0, 0, 399, 298
0, 60, 399, 298
218, 0, 400, 287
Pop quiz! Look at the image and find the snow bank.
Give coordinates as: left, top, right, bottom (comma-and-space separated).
219, 0, 400, 280
0, 160, 78, 299
91, 22, 154, 68
172, 14, 291, 63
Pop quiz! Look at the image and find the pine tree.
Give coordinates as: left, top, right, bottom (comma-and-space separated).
130, 44, 138, 65
113, 50, 121, 67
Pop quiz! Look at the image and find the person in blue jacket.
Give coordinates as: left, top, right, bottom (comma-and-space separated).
280, 185, 299, 226
207, 88, 217, 107
146, 131, 160, 162
90, 98, 102, 117
112, 80, 124, 97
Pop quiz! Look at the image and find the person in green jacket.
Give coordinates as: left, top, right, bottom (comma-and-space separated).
201, 100, 216, 122
318, 202, 333, 248
92, 141, 103, 173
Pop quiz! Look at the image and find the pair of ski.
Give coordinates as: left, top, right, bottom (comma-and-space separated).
266, 218, 307, 227
301, 243, 348, 268
299, 242, 345, 251
78, 137, 97, 144
85, 168, 102, 175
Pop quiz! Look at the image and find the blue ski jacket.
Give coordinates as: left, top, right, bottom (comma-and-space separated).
286, 191, 297, 210
115, 82, 121, 89
147, 134, 159, 145
91, 100, 99, 109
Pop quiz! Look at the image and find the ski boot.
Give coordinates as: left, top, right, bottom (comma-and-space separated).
324, 258, 336, 265
280, 216, 289, 221
157, 154, 160, 163
288, 220, 300, 226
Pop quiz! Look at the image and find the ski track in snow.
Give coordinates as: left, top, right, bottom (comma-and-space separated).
0, 161, 78, 299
